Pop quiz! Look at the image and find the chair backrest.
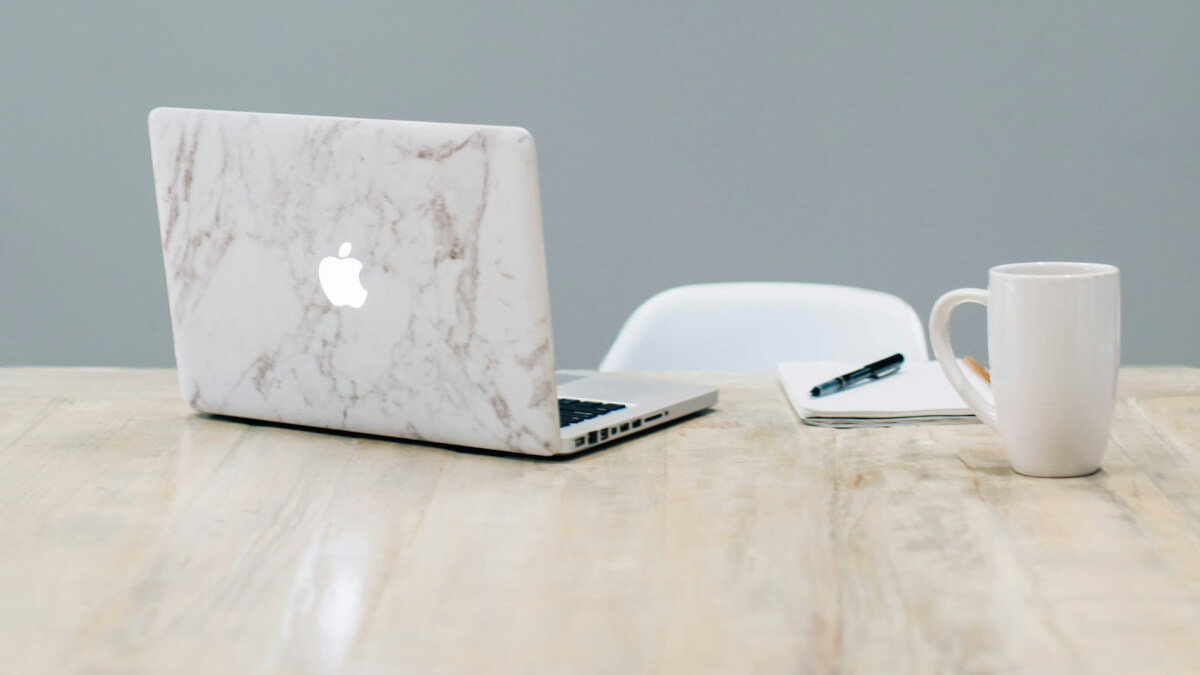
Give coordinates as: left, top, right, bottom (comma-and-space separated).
598, 282, 929, 371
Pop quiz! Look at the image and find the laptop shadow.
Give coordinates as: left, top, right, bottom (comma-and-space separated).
197, 408, 717, 463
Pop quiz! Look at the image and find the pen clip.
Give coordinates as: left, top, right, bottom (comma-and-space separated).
870, 365, 900, 379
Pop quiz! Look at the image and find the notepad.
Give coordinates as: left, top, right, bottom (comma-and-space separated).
777, 360, 991, 428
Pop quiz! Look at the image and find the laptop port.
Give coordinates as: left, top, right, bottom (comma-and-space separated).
631, 419, 642, 429
575, 437, 585, 448
643, 413, 663, 423
620, 423, 629, 432
600, 429, 608, 441
588, 431, 598, 444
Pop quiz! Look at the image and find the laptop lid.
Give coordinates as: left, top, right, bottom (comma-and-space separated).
148, 108, 562, 455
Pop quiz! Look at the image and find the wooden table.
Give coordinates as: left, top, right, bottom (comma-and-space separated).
2, 368, 1199, 674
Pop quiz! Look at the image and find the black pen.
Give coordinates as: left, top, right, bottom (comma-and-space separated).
809, 353, 905, 397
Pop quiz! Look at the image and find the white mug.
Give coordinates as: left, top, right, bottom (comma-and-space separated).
929, 262, 1121, 477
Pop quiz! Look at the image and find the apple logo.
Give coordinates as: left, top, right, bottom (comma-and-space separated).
318, 242, 369, 308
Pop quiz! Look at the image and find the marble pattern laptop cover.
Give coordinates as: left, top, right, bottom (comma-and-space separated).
148, 108, 562, 455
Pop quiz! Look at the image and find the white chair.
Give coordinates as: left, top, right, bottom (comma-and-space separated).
598, 282, 928, 371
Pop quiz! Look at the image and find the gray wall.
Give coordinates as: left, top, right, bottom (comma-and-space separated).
2, 2, 1197, 368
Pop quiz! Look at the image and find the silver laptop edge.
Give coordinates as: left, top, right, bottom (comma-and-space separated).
555, 373, 718, 454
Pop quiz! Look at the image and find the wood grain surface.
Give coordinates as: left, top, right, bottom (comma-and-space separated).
1, 367, 1198, 674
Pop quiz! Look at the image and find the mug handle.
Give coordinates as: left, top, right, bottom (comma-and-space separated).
929, 289, 998, 430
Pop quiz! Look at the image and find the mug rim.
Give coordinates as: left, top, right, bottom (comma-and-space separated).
991, 261, 1119, 279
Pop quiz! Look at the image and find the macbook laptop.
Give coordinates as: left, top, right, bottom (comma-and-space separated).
147, 107, 717, 456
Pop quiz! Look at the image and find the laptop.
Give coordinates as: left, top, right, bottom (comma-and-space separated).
147, 107, 717, 456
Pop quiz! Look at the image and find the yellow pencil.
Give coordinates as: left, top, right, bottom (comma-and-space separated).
963, 356, 991, 385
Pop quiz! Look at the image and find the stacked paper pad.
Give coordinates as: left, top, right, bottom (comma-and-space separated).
777, 360, 991, 428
